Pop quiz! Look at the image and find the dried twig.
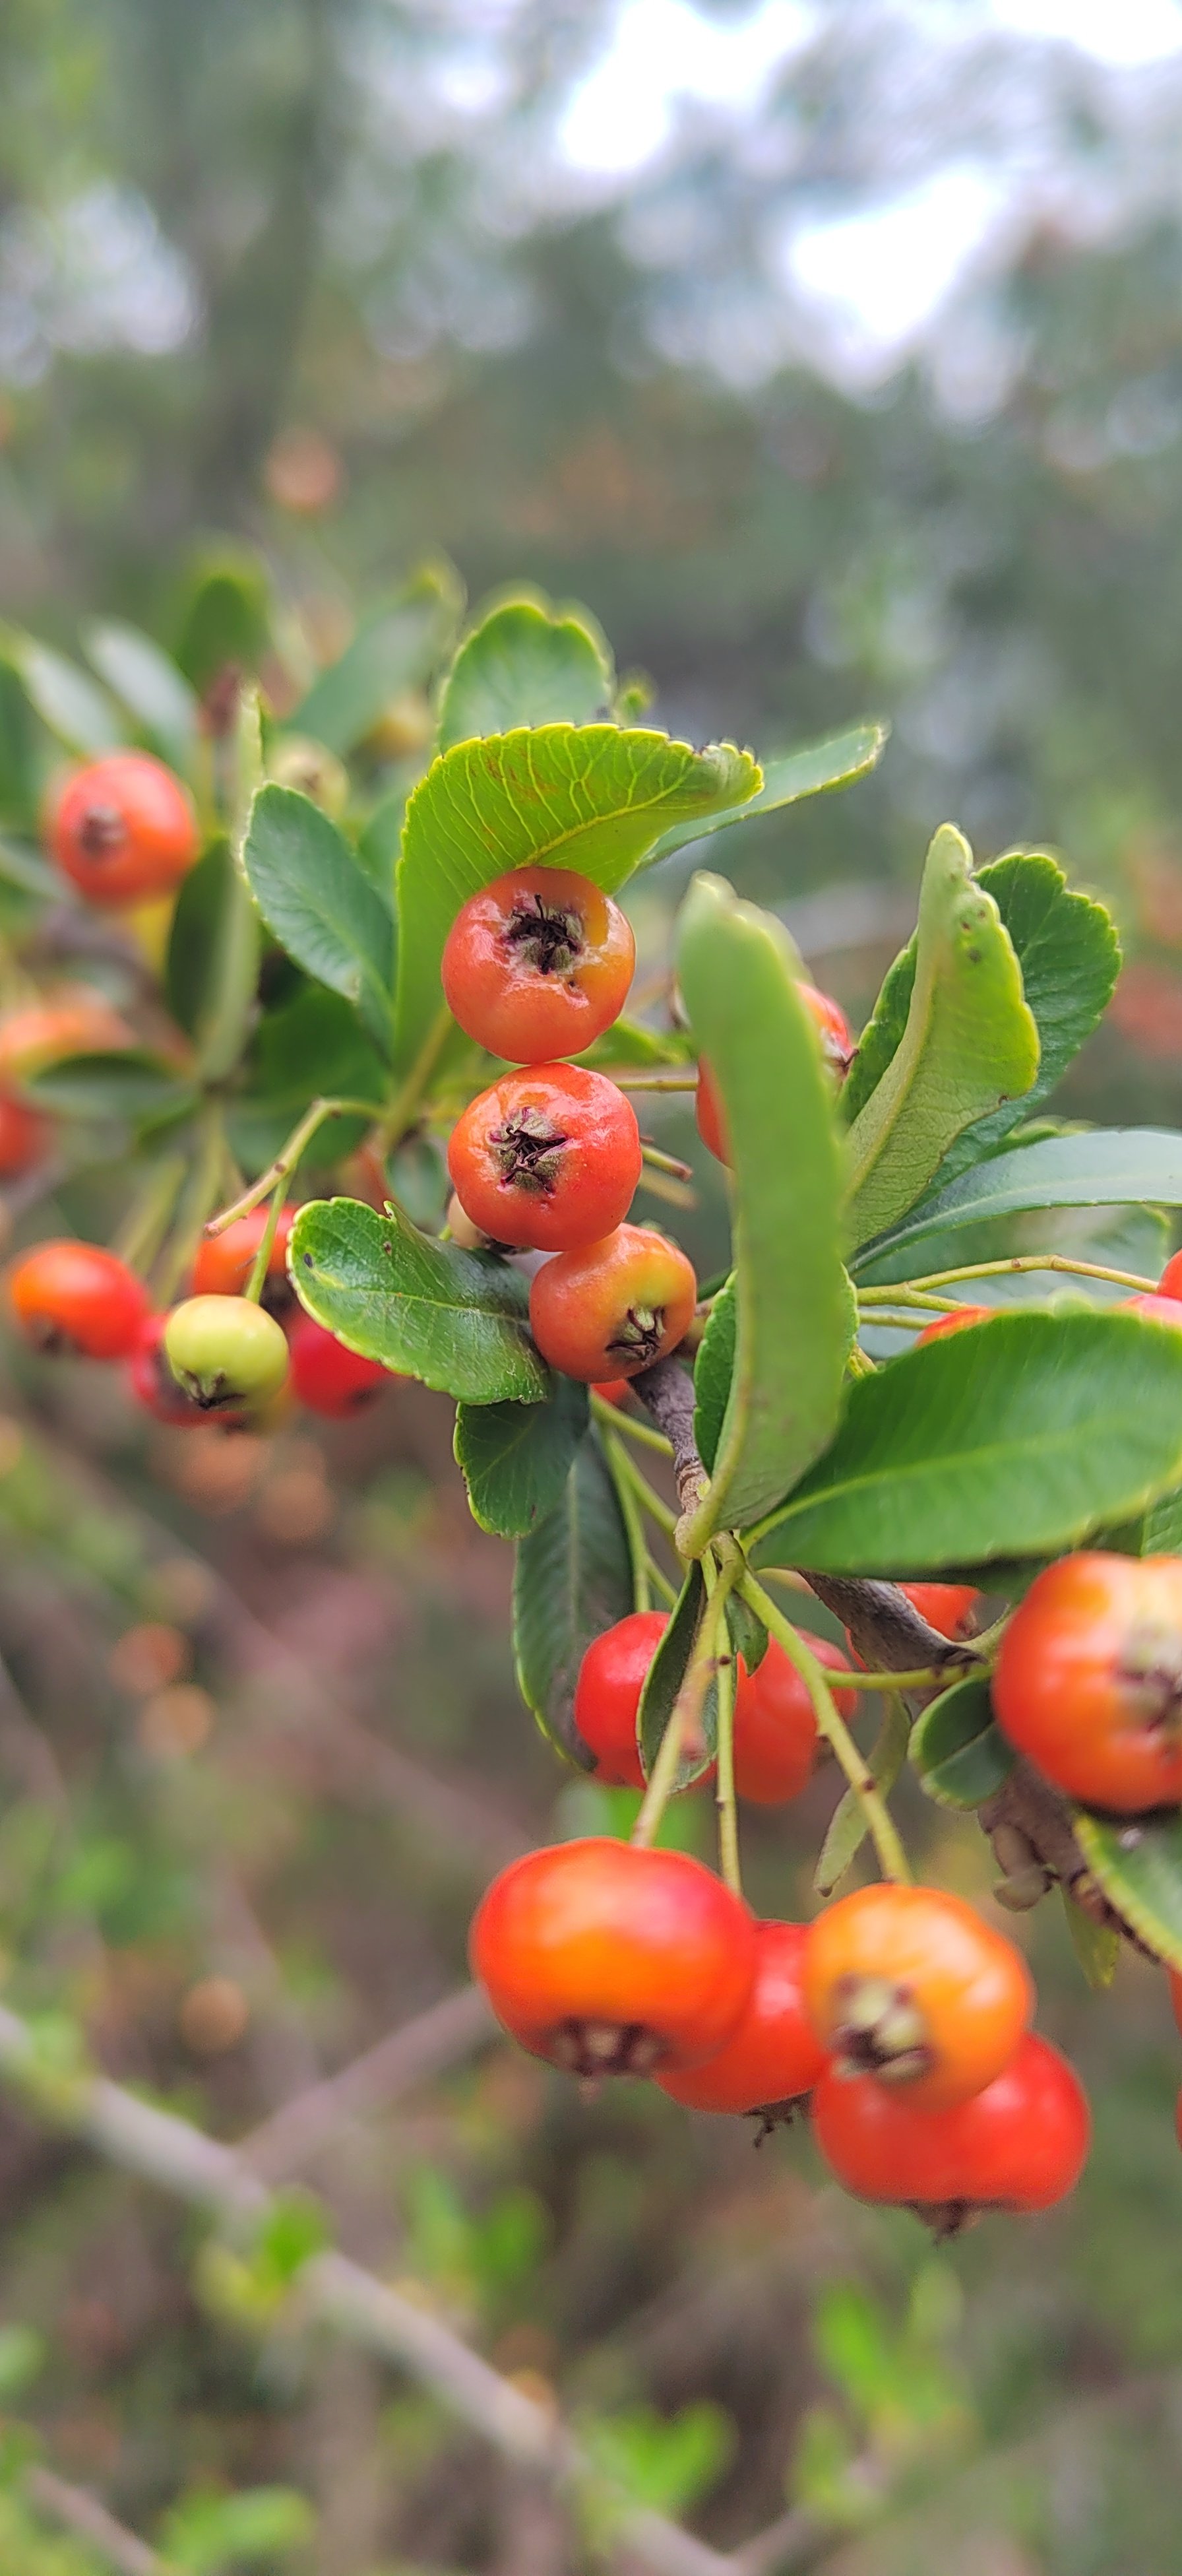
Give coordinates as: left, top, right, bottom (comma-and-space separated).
239, 1982, 496, 2180
26, 2464, 171, 2575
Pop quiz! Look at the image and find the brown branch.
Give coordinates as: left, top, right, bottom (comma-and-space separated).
802, 1574, 969, 1677
633, 1358, 708, 1520
26, 2464, 171, 2575
239, 1982, 496, 2180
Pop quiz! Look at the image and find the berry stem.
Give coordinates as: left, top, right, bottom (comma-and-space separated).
602, 1436, 677, 1539
244, 1182, 286, 1306
206, 1097, 382, 1237
639, 1141, 694, 1182
603, 1431, 653, 1613
111, 1152, 187, 1276
152, 1109, 228, 1305
712, 1611, 741, 1899
631, 1558, 739, 1852
863, 1252, 1160, 1299
739, 1572, 912, 1886
376, 1004, 453, 1153
588, 1394, 671, 1458
610, 1071, 699, 1093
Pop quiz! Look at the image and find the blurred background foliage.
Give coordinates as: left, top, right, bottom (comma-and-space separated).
3, 3, 1182, 2569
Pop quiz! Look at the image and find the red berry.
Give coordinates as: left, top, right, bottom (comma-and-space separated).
0, 1089, 47, 1178
0, 988, 132, 1079
48, 752, 199, 908
1158, 1250, 1182, 1303
803, 1883, 1032, 2113
7, 1240, 149, 1360
442, 865, 635, 1062
696, 983, 855, 1164
470, 1836, 757, 2078
191, 1205, 296, 1302
574, 1611, 670, 1787
914, 1304, 997, 1346
288, 1311, 392, 1417
993, 1551, 1182, 1813
657, 1921, 826, 2117
900, 1581, 980, 1641
591, 1378, 633, 1408
731, 1636, 855, 1807
813, 2033, 1089, 2226
127, 1313, 218, 1427
530, 1223, 697, 1382
448, 1064, 641, 1252
1121, 1291, 1182, 1330
1169, 1968, 1182, 2040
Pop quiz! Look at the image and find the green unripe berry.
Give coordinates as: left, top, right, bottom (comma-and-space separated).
164, 1295, 289, 1413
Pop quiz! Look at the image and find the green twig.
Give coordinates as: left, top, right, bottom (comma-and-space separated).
740, 1572, 912, 1885
604, 1433, 652, 1614
589, 1394, 672, 1458
713, 1621, 741, 1898
872, 1252, 1159, 1299
604, 1435, 677, 1539
111, 1154, 187, 1275
206, 1097, 382, 1236
244, 1181, 286, 1305
152, 1112, 227, 1305
632, 1559, 738, 1852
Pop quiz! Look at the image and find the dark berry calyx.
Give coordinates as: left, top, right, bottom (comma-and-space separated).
549, 2016, 664, 2080
606, 1303, 664, 1366
1119, 1621, 1182, 1734
77, 802, 127, 858
503, 893, 585, 979
830, 1973, 934, 2087
489, 1107, 569, 1195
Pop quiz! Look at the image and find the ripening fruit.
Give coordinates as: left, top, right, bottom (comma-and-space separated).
47, 752, 199, 908
288, 1311, 392, 1417
914, 1304, 997, 1346
1121, 1292, 1182, 1330
732, 1635, 855, 1806
657, 1921, 826, 2117
0, 1089, 46, 1178
993, 1551, 1182, 1813
530, 1223, 697, 1382
696, 984, 855, 1163
470, 1837, 757, 2079
592, 1378, 633, 1408
0, 987, 133, 1081
803, 1883, 1032, 2112
1158, 1250, 1182, 1302
442, 865, 635, 1062
900, 1581, 980, 1641
1169, 1969, 1182, 2039
812, 2034, 1090, 2229
164, 1295, 290, 1413
191, 1205, 296, 1302
127, 1313, 214, 1427
7, 1239, 150, 1359
448, 1064, 641, 1252
574, 1611, 670, 1787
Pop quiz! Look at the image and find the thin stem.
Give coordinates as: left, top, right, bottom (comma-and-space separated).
640, 1140, 694, 1182
713, 1623, 741, 1898
606, 1436, 678, 1539
152, 1111, 226, 1305
375, 1006, 453, 1151
111, 1153, 187, 1275
244, 1181, 285, 1305
846, 1343, 876, 1377
589, 1394, 672, 1458
857, 1310, 953, 1332
857, 1285, 968, 1313
885, 1252, 1159, 1297
632, 1560, 738, 1851
741, 1572, 912, 1885
206, 1097, 381, 1236
644, 1555, 679, 1609
604, 1433, 652, 1614
611, 1071, 699, 1093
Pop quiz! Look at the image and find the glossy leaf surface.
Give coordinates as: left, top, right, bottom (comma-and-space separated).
437, 595, 613, 749
513, 1432, 633, 1760
290, 1196, 547, 1403
243, 784, 394, 1050
454, 1378, 589, 1538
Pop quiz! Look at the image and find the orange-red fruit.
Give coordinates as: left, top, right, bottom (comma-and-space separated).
191, 1205, 296, 1300
48, 752, 199, 908
1121, 1292, 1182, 1330
733, 1636, 855, 1806
1158, 1249, 1182, 1302
441, 865, 635, 1062
993, 1551, 1182, 1813
657, 1921, 826, 2115
696, 983, 855, 1163
288, 1311, 391, 1417
914, 1304, 997, 1346
0, 988, 133, 1080
1169, 1969, 1182, 2039
574, 1611, 669, 1788
845, 1581, 980, 1671
530, 1223, 697, 1382
803, 1883, 1032, 2113
127, 1313, 216, 1427
592, 1378, 633, 1408
470, 1836, 757, 2079
0, 1090, 47, 1178
813, 2034, 1089, 2224
448, 1064, 641, 1252
7, 1239, 150, 1360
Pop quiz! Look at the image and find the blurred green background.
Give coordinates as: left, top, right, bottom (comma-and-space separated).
5, 3, 1182, 2569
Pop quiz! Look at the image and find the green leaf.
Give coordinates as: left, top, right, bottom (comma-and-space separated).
642, 721, 888, 869
844, 851, 1119, 1173
160, 2484, 315, 2573
174, 546, 270, 693
750, 1307, 1182, 1576
816, 1692, 911, 1895
1073, 1808, 1182, 1971
293, 562, 460, 754
26, 1050, 196, 1126
165, 838, 243, 1041
693, 1275, 736, 1474
726, 1586, 768, 1677
393, 723, 760, 1074
676, 874, 854, 1551
290, 1196, 547, 1403
843, 826, 1040, 1250
909, 1675, 1014, 1811
637, 1563, 718, 1789
437, 592, 613, 750
354, 789, 402, 907
575, 1015, 693, 1072
228, 986, 385, 1177
513, 1431, 633, 1759
243, 783, 394, 1051
0, 656, 41, 832
455, 1378, 589, 1537
8, 637, 123, 756
855, 1126, 1182, 1273
1063, 1889, 1120, 1989
81, 618, 197, 769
